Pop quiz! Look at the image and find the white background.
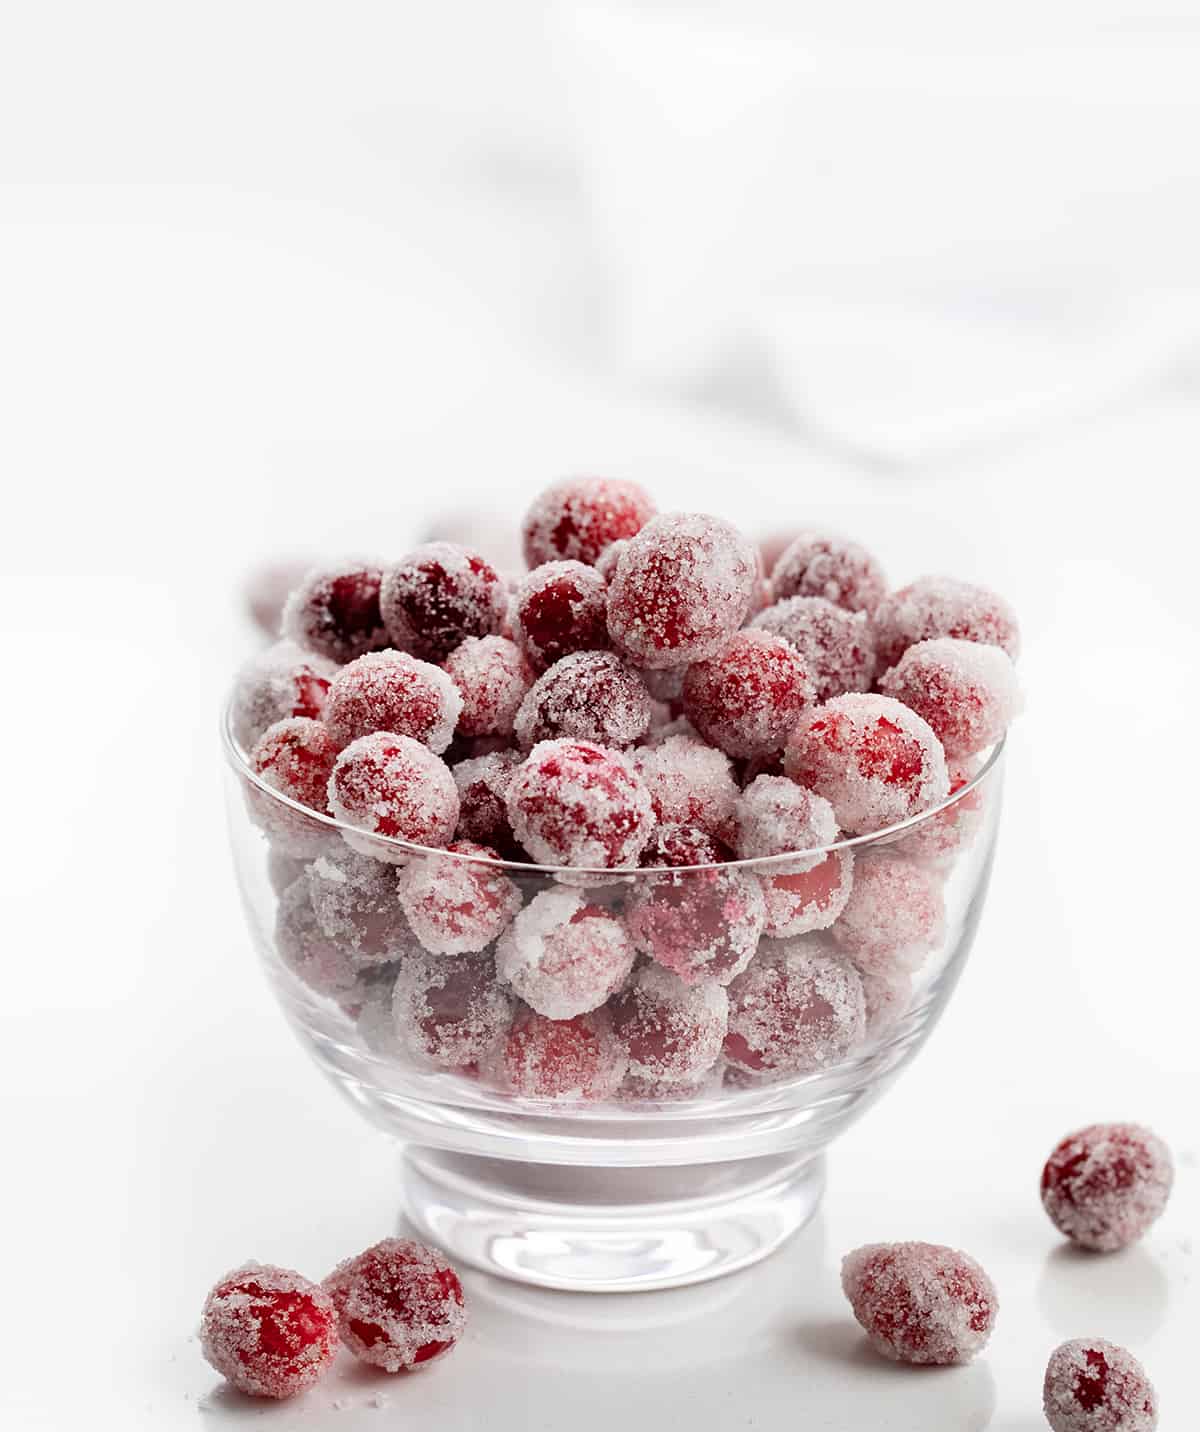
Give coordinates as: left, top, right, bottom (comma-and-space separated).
1, 4, 1197, 1428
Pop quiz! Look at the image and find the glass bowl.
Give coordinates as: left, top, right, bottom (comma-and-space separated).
222, 702, 1004, 1291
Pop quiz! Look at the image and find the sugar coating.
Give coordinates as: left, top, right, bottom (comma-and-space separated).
200, 1262, 338, 1399
873, 574, 1021, 670
751, 595, 877, 703
307, 844, 412, 964
1043, 1338, 1158, 1432
759, 848, 855, 938
328, 732, 459, 850
895, 758, 985, 866
830, 855, 944, 973
632, 733, 740, 845
451, 750, 520, 848
626, 864, 766, 986
736, 776, 839, 873
723, 939, 866, 1076
841, 1241, 998, 1365
785, 693, 950, 836
510, 560, 611, 672
606, 512, 758, 669
323, 1238, 467, 1372
1041, 1123, 1174, 1252
231, 639, 338, 749
325, 650, 462, 754
251, 717, 337, 813
486, 1005, 629, 1100
392, 948, 514, 1069
514, 651, 652, 751
682, 630, 814, 759
397, 840, 522, 955
282, 559, 389, 663
879, 637, 1021, 760
379, 542, 507, 663
505, 738, 654, 868
495, 887, 636, 1019
859, 964, 913, 1038
769, 529, 887, 615
610, 962, 728, 1084
443, 636, 531, 739
276, 877, 364, 999
641, 822, 733, 869
521, 476, 656, 569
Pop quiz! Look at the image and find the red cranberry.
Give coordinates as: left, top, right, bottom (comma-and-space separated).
283, 560, 388, 663
1041, 1123, 1174, 1252
200, 1263, 338, 1398
510, 560, 610, 672
380, 542, 507, 662
521, 476, 656, 569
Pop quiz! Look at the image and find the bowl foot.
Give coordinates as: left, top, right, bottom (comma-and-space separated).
400, 1146, 825, 1292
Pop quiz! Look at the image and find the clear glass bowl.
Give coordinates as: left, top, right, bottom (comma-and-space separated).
222, 702, 1004, 1291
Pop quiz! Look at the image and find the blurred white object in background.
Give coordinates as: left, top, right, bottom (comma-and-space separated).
557, 1, 1200, 461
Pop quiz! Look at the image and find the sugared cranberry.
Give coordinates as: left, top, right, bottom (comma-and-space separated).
872, 574, 1020, 670
735, 777, 851, 934
396, 840, 521, 955
829, 855, 944, 973
632, 733, 740, 846
328, 733, 459, 852
505, 739, 654, 868
595, 538, 629, 582
610, 962, 728, 1086
325, 650, 462, 754
251, 717, 337, 814
894, 758, 985, 866
769, 530, 887, 615
514, 650, 651, 751
1041, 1123, 1174, 1253
451, 750, 521, 849
231, 640, 337, 750
879, 636, 1021, 760
283, 559, 388, 663
626, 862, 765, 987
201, 1262, 338, 1399
606, 513, 758, 669
307, 844, 413, 963
762, 849, 855, 939
323, 1238, 467, 1372
860, 965, 913, 1039
379, 542, 507, 663
495, 887, 636, 1019
682, 630, 814, 760
510, 560, 610, 672
641, 822, 732, 869
275, 877, 362, 1000
840, 1241, 998, 1365
785, 693, 949, 836
521, 476, 656, 569
1043, 1338, 1158, 1432
487, 1005, 628, 1099
751, 596, 877, 703
392, 949, 514, 1069
442, 636, 531, 739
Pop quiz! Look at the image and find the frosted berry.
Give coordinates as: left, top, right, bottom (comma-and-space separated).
830, 855, 944, 973
495, 887, 636, 1019
231, 640, 337, 750
380, 542, 507, 663
595, 538, 629, 582
626, 862, 765, 987
610, 961, 728, 1085
723, 940, 865, 1077
606, 512, 758, 669
275, 877, 362, 1000
307, 844, 412, 963
451, 750, 520, 849
392, 949, 514, 1069
841, 1241, 998, 1365
860, 965, 913, 1039
251, 718, 337, 814
642, 822, 732, 869
325, 650, 462, 754
784, 693, 949, 836
328, 732, 459, 852
682, 630, 814, 759
323, 1238, 467, 1372
521, 476, 656, 569
895, 758, 985, 866
514, 650, 651, 751
1043, 1338, 1158, 1432
751, 596, 877, 703
769, 530, 887, 615
873, 574, 1020, 670
505, 739, 654, 868
736, 776, 838, 870
487, 1005, 628, 1100
200, 1262, 338, 1399
761, 849, 854, 939
632, 733, 740, 845
283, 559, 388, 663
510, 560, 610, 672
443, 636, 531, 739
1041, 1124, 1174, 1253
879, 637, 1021, 760
397, 841, 521, 955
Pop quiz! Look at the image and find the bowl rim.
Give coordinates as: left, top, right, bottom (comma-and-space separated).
221, 694, 1005, 877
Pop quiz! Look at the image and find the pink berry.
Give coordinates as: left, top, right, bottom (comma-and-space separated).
521, 476, 656, 569
606, 512, 758, 669
878, 637, 1021, 760
495, 887, 636, 1019
510, 560, 610, 672
829, 855, 944, 973
723, 940, 865, 1077
751, 596, 877, 703
736, 776, 838, 869
442, 635, 531, 739
1041, 1123, 1174, 1253
487, 1005, 628, 1100
641, 822, 732, 869
325, 650, 462, 754
626, 862, 765, 987
201, 1262, 338, 1399
392, 949, 514, 1070
514, 650, 652, 751
283, 559, 388, 663
451, 750, 521, 849
682, 630, 814, 760
841, 1241, 998, 1365
505, 739, 654, 868
323, 1238, 467, 1372
231, 640, 337, 749
632, 733, 740, 845
769, 530, 887, 615
895, 759, 985, 866
275, 877, 363, 1000
610, 962, 728, 1086
1043, 1338, 1158, 1432
251, 717, 337, 814
397, 840, 522, 955
762, 849, 855, 939
785, 693, 949, 836
873, 574, 1020, 670
307, 844, 412, 963
380, 542, 507, 663
328, 732, 459, 851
